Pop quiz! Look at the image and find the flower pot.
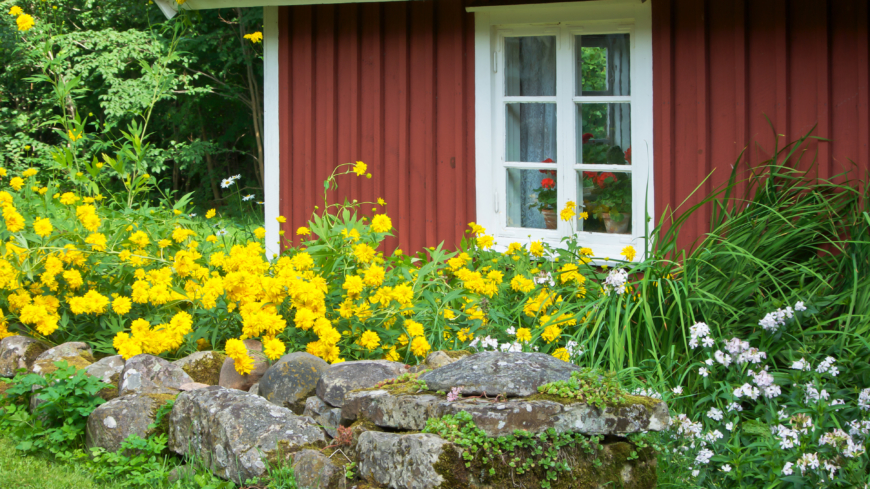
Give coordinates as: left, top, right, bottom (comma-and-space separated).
541, 209, 557, 230
601, 212, 631, 234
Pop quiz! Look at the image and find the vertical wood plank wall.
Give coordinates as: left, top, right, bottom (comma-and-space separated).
652, 0, 870, 250
279, 0, 869, 253
278, 0, 476, 253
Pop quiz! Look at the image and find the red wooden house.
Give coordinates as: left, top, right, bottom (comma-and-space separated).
166, 0, 869, 258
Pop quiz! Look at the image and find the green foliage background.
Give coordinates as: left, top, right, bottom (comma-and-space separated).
0, 1, 264, 216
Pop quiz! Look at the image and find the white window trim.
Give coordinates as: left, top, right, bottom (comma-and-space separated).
471, 0, 653, 261
263, 5, 281, 259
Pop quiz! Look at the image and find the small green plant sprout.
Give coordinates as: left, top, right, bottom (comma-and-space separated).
537, 368, 628, 409
344, 461, 357, 480
375, 371, 430, 393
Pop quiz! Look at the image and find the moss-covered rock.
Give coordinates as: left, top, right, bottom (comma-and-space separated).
0, 336, 49, 377
85, 392, 176, 453
31, 342, 95, 376
259, 352, 328, 414
173, 351, 226, 386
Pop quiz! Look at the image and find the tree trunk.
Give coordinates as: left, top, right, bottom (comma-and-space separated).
197, 106, 223, 202
237, 7, 265, 188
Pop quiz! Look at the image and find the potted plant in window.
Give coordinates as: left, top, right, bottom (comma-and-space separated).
531, 166, 557, 229
584, 172, 631, 233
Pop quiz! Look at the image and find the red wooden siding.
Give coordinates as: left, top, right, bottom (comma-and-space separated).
277, 0, 476, 252
652, 0, 870, 250
279, 0, 870, 253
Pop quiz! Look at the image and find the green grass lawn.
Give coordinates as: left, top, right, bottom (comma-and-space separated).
0, 437, 104, 489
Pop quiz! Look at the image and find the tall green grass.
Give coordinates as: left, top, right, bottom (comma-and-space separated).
576, 129, 870, 383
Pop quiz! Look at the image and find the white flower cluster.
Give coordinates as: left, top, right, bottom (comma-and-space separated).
804, 383, 830, 404
468, 335, 529, 353
534, 271, 555, 286
706, 407, 723, 421
221, 174, 242, 188
694, 448, 714, 465
670, 414, 703, 438
815, 356, 839, 376
723, 337, 766, 365
602, 268, 628, 295
689, 322, 713, 349
758, 306, 794, 332
748, 368, 781, 398
819, 428, 866, 459
791, 357, 811, 371
633, 387, 663, 400
859, 388, 870, 411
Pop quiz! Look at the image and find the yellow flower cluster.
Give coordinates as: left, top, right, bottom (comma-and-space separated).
112, 312, 194, 360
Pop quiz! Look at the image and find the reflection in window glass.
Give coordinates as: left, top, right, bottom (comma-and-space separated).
576, 171, 632, 234
507, 168, 558, 230
506, 103, 557, 163
575, 34, 630, 96
505, 36, 557, 96
576, 103, 631, 165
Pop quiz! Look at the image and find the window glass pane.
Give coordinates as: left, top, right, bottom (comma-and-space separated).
505, 36, 556, 96
575, 34, 630, 96
576, 103, 631, 165
506, 103, 557, 163
507, 168, 557, 230
576, 170, 632, 234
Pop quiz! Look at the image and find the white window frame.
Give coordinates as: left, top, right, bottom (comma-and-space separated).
470, 0, 653, 260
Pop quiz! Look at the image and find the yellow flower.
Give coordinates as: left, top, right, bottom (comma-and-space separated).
405, 320, 424, 338
560, 201, 576, 221
410, 336, 431, 357
370, 214, 391, 233
206, 235, 218, 243
9, 177, 24, 191
60, 192, 79, 205
541, 324, 561, 343
516, 327, 532, 343
225, 338, 254, 375
22, 168, 37, 178
112, 296, 132, 315
38, 187, 47, 195
476, 235, 494, 250
353, 161, 367, 176
173, 209, 182, 215
552, 348, 570, 362
621, 245, 637, 262
206, 208, 216, 219
263, 336, 286, 360
158, 239, 172, 249
129, 231, 150, 248
357, 330, 381, 351
9, 6, 23, 16
68, 129, 82, 142
0, 168, 6, 177
529, 241, 545, 257
3, 205, 24, 232
342, 275, 364, 297
580, 211, 589, 220
296, 226, 311, 236
33, 217, 52, 237
276, 215, 286, 223
85, 233, 107, 251
377, 198, 386, 206
16, 13, 34, 31
353, 243, 376, 263
243, 31, 263, 43
250, 227, 265, 239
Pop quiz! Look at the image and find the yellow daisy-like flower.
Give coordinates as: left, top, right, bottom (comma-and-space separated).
9, 6, 24, 16
68, 129, 82, 142
33, 217, 52, 237
16, 13, 34, 31
206, 235, 218, 243
263, 336, 286, 361
560, 201, 576, 221
296, 226, 311, 236
9, 177, 24, 191
516, 327, 532, 343
529, 241, 545, 257
357, 330, 381, 351
254, 227, 266, 239
112, 296, 132, 315
353, 161, 367, 176
353, 243, 376, 264
22, 168, 37, 178
552, 348, 570, 362
621, 245, 637, 262
243, 31, 263, 43
370, 214, 391, 233
410, 336, 431, 357
276, 215, 287, 223
476, 235, 494, 250
206, 208, 216, 219
377, 198, 386, 206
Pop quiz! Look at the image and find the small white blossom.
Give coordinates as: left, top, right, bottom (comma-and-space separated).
672, 386, 683, 395
216, 228, 228, 236
706, 407, 723, 421
782, 462, 794, 476
859, 388, 870, 411
243, 194, 255, 201
725, 422, 734, 431
791, 358, 811, 371
699, 367, 709, 377
795, 301, 807, 311
695, 448, 714, 465
721, 464, 732, 472
705, 358, 714, 366
603, 268, 629, 295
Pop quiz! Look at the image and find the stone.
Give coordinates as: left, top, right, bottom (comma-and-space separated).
179, 382, 210, 391
119, 354, 194, 396
259, 352, 328, 414
173, 351, 226, 385
341, 390, 441, 431
303, 396, 342, 438
425, 350, 469, 370
85, 355, 125, 384
291, 449, 346, 489
218, 340, 269, 392
418, 351, 580, 397
86, 393, 174, 452
249, 382, 260, 395
340, 389, 669, 437
0, 336, 49, 377
31, 342, 94, 375
356, 432, 461, 489
315, 360, 404, 408
168, 386, 327, 483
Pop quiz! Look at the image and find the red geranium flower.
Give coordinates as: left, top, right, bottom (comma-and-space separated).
541, 178, 555, 189
582, 133, 594, 144
624, 146, 632, 164
595, 172, 616, 188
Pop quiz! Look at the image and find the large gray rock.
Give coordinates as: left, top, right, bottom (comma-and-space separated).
85, 355, 125, 384
341, 389, 669, 437
425, 350, 469, 370
168, 386, 327, 483
119, 354, 193, 396
302, 396, 342, 438
86, 393, 173, 452
259, 352, 328, 414
357, 432, 461, 489
291, 449, 346, 489
173, 351, 226, 385
31, 342, 94, 375
0, 336, 49, 377
218, 340, 268, 392
418, 351, 580, 397
315, 360, 405, 407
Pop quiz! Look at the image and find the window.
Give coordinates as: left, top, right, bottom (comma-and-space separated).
472, 1, 653, 259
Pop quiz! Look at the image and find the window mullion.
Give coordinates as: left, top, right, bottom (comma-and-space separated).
556, 26, 574, 237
